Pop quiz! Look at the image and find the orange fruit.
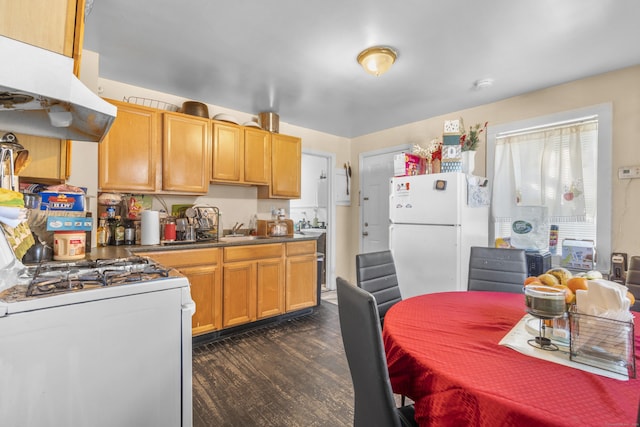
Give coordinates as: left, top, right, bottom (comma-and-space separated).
559, 286, 575, 304
538, 273, 560, 287
627, 291, 636, 306
567, 277, 589, 293
524, 276, 542, 286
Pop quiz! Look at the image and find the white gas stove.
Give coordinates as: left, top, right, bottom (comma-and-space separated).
0, 228, 194, 427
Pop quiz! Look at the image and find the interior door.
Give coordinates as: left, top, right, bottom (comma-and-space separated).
360, 147, 408, 253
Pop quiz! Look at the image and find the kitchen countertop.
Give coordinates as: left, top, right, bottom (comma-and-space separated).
88, 233, 318, 260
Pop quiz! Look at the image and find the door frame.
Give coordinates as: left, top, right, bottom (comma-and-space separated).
301, 148, 337, 290
358, 144, 410, 253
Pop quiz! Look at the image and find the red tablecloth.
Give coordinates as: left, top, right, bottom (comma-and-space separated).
383, 291, 640, 427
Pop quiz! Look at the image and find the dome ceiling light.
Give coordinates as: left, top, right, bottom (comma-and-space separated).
357, 46, 397, 77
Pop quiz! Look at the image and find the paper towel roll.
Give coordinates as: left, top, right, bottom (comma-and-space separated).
141, 210, 160, 245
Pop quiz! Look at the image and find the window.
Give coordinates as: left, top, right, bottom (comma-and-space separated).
487, 104, 612, 272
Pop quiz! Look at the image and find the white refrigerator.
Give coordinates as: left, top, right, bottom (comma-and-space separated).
389, 172, 489, 298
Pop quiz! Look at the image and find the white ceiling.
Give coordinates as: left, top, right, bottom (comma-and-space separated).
83, 0, 640, 138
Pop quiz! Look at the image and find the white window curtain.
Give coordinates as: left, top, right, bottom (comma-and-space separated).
492, 120, 597, 223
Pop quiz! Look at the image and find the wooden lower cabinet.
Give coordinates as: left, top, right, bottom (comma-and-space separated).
222, 244, 284, 328
139, 239, 315, 336
285, 241, 318, 311
137, 248, 222, 336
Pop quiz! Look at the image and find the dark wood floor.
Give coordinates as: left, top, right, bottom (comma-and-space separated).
192, 301, 354, 426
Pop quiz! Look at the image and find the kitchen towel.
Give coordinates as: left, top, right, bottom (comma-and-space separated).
140, 210, 160, 245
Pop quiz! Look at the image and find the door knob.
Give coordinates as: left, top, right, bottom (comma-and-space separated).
362, 231, 369, 236
364, 222, 369, 227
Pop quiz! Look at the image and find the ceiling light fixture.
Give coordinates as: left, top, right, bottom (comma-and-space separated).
357, 46, 397, 77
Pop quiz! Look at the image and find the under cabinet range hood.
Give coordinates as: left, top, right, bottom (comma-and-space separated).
0, 35, 116, 142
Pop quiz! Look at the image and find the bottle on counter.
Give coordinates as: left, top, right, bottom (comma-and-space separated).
113, 215, 125, 246
124, 220, 136, 245
97, 216, 109, 247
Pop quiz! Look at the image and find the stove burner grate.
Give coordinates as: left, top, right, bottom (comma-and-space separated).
24, 257, 172, 297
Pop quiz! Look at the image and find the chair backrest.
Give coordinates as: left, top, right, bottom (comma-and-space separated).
356, 250, 402, 320
626, 256, 640, 312
467, 246, 527, 293
336, 277, 401, 427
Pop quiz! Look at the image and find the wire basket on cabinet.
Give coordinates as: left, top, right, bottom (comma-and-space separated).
122, 96, 179, 112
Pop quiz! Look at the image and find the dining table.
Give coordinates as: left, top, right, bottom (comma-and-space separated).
382, 291, 640, 426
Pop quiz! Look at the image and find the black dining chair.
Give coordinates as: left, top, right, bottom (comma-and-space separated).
467, 246, 527, 293
336, 277, 418, 427
356, 250, 402, 324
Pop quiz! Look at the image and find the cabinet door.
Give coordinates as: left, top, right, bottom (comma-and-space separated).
223, 261, 256, 328
181, 264, 222, 335
256, 258, 284, 319
15, 134, 69, 181
263, 133, 301, 198
162, 112, 209, 193
0, 0, 79, 57
211, 121, 242, 182
286, 254, 317, 311
243, 128, 270, 184
99, 100, 160, 192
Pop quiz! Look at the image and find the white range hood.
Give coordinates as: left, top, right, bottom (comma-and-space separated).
0, 35, 116, 142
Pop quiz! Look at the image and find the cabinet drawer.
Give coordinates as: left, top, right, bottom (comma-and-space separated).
224, 243, 283, 262
286, 241, 316, 256
138, 248, 220, 268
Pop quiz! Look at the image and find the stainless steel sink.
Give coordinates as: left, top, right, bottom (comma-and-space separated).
219, 235, 258, 242
300, 228, 326, 236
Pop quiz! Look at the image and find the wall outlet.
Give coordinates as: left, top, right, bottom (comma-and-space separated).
618, 165, 640, 179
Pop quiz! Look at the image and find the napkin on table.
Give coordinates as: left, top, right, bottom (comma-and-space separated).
575, 279, 633, 321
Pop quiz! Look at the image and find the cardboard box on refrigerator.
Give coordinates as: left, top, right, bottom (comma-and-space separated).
393, 153, 425, 177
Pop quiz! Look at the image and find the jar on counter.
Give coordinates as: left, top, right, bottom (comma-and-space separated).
53, 231, 86, 261
164, 216, 176, 241
270, 221, 288, 237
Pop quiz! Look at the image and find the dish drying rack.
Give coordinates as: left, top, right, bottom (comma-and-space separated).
123, 96, 179, 112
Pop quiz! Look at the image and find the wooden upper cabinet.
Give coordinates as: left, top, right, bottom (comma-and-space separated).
11, 133, 69, 182
162, 112, 210, 193
99, 99, 160, 192
0, 0, 82, 58
211, 121, 242, 183
259, 133, 301, 199
243, 127, 271, 185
